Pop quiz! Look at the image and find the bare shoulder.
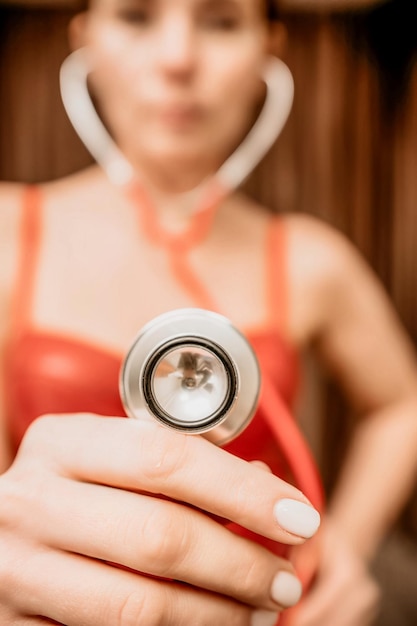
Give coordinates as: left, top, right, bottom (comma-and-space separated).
284, 212, 374, 297
0, 173, 83, 328
285, 212, 362, 274
284, 214, 417, 413
0, 183, 24, 465
0, 181, 23, 226
0, 166, 103, 291
0, 169, 94, 231
282, 212, 378, 344
44, 166, 105, 202
0, 182, 38, 352
0, 183, 25, 302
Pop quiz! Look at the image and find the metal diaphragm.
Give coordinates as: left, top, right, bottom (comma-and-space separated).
119, 308, 260, 446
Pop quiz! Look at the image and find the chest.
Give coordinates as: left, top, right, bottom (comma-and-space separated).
28, 200, 277, 353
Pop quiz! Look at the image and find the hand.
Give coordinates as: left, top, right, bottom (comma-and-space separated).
0, 413, 320, 625
286, 517, 380, 626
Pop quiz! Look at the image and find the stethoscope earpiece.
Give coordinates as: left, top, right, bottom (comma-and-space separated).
119, 309, 260, 446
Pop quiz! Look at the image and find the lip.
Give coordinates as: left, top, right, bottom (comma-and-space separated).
156, 103, 204, 127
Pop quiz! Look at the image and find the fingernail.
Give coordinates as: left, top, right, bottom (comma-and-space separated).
273, 499, 321, 538
271, 571, 303, 608
251, 609, 280, 626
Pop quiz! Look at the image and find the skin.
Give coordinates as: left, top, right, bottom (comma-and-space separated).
0, 412, 315, 625
1, 0, 417, 624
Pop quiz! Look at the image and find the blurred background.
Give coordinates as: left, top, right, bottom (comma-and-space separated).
1, 0, 416, 623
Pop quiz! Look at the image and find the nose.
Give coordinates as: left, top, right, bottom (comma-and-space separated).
156, 15, 196, 80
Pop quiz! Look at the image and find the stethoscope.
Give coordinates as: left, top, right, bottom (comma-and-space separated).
59, 49, 325, 518
119, 308, 261, 446
119, 308, 324, 515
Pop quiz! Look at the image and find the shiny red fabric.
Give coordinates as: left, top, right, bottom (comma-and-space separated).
4, 327, 299, 470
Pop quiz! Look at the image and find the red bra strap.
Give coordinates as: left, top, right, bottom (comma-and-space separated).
266, 216, 289, 332
10, 186, 43, 333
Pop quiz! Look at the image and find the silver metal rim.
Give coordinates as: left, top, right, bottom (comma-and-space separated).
119, 308, 260, 446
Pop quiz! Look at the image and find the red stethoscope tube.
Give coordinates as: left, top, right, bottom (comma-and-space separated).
259, 375, 325, 601
260, 376, 325, 514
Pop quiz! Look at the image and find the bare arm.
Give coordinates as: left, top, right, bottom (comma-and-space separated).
313, 227, 417, 559
285, 215, 417, 626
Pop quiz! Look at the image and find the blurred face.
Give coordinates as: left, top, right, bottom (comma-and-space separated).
82, 0, 270, 185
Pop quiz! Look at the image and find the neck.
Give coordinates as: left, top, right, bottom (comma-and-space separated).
121, 153, 224, 232
123, 162, 225, 235
145, 162, 214, 196
124, 169, 225, 244
147, 188, 208, 233
122, 146, 220, 195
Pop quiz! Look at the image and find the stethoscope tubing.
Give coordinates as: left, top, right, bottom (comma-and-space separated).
260, 375, 325, 513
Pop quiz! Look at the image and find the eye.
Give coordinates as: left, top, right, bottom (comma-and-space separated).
116, 5, 152, 26
202, 15, 240, 30
198, 0, 243, 32
200, 9, 242, 31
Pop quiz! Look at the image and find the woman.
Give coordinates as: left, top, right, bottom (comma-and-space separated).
0, 0, 416, 624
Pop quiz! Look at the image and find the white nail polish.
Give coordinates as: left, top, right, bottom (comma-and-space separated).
251, 609, 280, 626
273, 499, 321, 538
271, 571, 303, 608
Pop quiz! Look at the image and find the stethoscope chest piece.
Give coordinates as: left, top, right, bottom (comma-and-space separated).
120, 308, 260, 446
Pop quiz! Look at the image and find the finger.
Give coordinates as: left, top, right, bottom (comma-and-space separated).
0, 606, 61, 625
10, 547, 279, 626
250, 461, 273, 473
17, 476, 302, 611
18, 415, 321, 543
16, 616, 65, 626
